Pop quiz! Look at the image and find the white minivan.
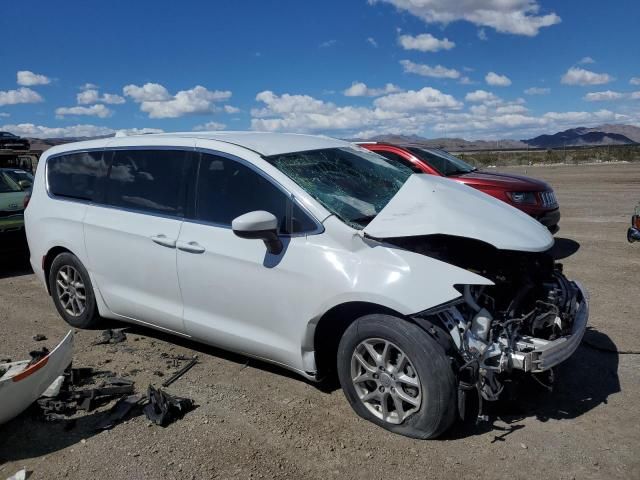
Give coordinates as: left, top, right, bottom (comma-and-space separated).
25, 132, 588, 438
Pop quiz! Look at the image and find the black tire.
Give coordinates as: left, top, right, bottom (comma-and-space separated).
48, 252, 101, 329
337, 314, 456, 439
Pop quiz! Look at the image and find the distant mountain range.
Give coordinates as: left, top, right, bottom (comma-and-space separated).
362, 123, 640, 151
22, 123, 640, 153
523, 124, 640, 148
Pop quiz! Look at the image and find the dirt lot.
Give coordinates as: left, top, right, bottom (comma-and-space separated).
1, 163, 639, 480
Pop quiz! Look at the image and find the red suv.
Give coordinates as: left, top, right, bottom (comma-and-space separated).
361, 143, 560, 233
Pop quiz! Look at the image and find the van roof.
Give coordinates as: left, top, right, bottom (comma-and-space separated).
46, 131, 350, 158
145, 131, 348, 156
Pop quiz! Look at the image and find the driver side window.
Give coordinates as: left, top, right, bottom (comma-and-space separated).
195, 153, 317, 234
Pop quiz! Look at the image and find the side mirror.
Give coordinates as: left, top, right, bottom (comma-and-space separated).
18, 180, 32, 190
232, 211, 283, 255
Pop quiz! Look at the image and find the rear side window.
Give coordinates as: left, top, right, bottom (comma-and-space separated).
104, 149, 190, 216
195, 153, 317, 234
47, 151, 107, 200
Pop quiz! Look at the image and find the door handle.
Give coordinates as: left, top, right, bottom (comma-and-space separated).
151, 234, 176, 248
176, 241, 206, 254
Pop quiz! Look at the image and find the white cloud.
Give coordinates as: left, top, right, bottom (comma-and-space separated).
77, 89, 125, 105
319, 39, 337, 48
367, 37, 378, 47
1, 123, 115, 138
630, 77, 640, 86
124, 83, 232, 118
16, 70, 51, 86
223, 105, 240, 114
477, 28, 487, 40
80, 83, 98, 90
0, 113, 10, 118
250, 89, 453, 135
55, 104, 113, 118
465, 89, 498, 103
123, 83, 171, 102
632, 92, 640, 100
525, 87, 550, 95
398, 33, 455, 52
373, 87, 462, 111
343, 82, 402, 97
458, 76, 474, 85
578, 56, 595, 64
0, 87, 44, 106
485, 71, 511, 87
496, 104, 528, 114
584, 90, 624, 102
193, 121, 226, 131
561, 67, 613, 86
369, 0, 561, 36
400, 59, 460, 79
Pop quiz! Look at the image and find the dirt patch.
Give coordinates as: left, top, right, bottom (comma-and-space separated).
1, 163, 639, 479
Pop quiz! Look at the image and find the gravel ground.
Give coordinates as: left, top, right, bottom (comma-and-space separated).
1, 163, 639, 480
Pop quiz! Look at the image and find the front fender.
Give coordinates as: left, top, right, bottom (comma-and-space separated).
313, 241, 493, 318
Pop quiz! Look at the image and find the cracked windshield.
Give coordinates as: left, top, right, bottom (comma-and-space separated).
266, 147, 414, 228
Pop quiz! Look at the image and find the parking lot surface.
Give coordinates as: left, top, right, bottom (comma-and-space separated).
1, 163, 639, 479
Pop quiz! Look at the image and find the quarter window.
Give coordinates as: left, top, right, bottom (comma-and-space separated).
195, 153, 316, 234
47, 151, 107, 201
104, 149, 190, 216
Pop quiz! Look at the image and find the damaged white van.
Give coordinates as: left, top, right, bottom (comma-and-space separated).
25, 132, 588, 438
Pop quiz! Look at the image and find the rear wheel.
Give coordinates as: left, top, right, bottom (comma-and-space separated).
337, 314, 456, 439
48, 252, 101, 329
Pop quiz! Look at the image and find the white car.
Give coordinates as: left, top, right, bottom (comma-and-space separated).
25, 132, 588, 438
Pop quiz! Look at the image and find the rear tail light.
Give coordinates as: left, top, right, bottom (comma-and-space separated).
23, 191, 31, 209
633, 215, 640, 229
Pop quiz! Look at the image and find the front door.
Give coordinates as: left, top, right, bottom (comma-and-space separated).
176, 152, 319, 367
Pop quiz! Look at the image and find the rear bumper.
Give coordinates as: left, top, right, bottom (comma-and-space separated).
510, 281, 588, 373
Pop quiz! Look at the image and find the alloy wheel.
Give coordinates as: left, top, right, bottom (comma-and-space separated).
55, 265, 86, 317
350, 338, 422, 424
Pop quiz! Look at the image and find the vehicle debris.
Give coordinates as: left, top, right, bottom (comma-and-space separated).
96, 393, 145, 431
5, 468, 31, 480
162, 356, 198, 387
143, 385, 195, 427
32, 334, 47, 341
92, 328, 127, 345
37, 376, 135, 418
0, 330, 73, 425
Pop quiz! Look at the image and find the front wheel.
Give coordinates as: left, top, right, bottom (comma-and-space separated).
337, 314, 456, 439
48, 252, 101, 329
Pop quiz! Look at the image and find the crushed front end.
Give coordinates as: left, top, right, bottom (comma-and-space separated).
393, 235, 589, 413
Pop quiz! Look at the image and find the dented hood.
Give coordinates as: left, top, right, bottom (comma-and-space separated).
363, 174, 554, 252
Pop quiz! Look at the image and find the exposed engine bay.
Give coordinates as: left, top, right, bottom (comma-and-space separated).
390, 234, 589, 417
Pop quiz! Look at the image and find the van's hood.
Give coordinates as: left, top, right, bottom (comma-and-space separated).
363, 174, 554, 252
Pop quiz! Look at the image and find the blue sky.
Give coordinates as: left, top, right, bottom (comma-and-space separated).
1, 0, 639, 140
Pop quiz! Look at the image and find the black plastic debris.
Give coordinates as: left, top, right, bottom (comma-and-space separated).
92, 328, 127, 345
28, 347, 49, 365
162, 356, 198, 387
37, 373, 135, 419
143, 385, 194, 427
32, 334, 47, 341
96, 393, 145, 431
